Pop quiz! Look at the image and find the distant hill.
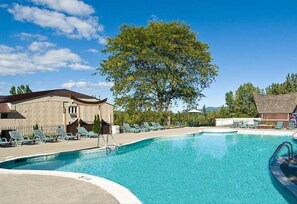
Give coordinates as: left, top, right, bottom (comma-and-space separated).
199, 106, 221, 112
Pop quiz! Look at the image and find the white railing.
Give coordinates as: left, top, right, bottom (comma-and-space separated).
215, 118, 261, 127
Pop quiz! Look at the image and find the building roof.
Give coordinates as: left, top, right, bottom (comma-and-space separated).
254, 93, 297, 113
0, 89, 97, 104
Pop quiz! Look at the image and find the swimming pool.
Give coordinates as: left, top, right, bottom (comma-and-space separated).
1, 133, 295, 203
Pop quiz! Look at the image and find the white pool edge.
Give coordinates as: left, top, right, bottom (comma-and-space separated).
0, 168, 141, 204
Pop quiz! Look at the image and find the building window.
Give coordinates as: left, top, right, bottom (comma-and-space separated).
68, 106, 77, 114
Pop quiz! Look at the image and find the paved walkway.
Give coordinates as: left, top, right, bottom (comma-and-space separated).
0, 127, 295, 204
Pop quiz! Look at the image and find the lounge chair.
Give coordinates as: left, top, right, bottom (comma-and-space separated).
230, 121, 240, 128
56, 128, 78, 141
152, 122, 165, 130
134, 124, 149, 132
240, 121, 248, 128
274, 121, 284, 130
77, 127, 98, 138
9, 130, 34, 146
144, 122, 158, 131
0, 137, 11, 147
287, 121, 296, 130
175, 121, 184, 128
123, 123, 140, 133
250, 121, 259, 129
33, 129, 58, 143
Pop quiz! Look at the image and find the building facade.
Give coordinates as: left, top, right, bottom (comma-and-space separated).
0, 89, 113, 136
254, 93, 297, 127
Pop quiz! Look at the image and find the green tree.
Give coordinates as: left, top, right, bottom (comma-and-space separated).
10, 84, 32, 95
234, 83, 261, 117
265, 73, 297, 95
225, 91, 235, 115
97, 21, 218, 114
202, 105, 207, 117
92, 114, 101, 134
9, 85, 16, 95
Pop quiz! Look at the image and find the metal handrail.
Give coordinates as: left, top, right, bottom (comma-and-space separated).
292, 131, 297, 138
269, 142, 293, 164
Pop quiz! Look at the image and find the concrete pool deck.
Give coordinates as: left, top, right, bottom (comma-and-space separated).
0, 127, 296, 203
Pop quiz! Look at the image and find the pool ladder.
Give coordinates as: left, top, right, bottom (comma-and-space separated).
97, 133, 118, 154
269, 142, 294, 164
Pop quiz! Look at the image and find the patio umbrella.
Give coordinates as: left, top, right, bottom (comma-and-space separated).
188, 109, 202, 126
188, 109, 202, 113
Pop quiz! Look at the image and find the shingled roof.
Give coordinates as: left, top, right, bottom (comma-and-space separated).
0, 89, 96, 104
254, 93, 297, 113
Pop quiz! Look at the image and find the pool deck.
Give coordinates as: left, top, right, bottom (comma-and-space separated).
0, 126, 296, 203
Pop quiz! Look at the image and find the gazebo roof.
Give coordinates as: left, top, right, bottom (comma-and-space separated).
254, 93, 297, 114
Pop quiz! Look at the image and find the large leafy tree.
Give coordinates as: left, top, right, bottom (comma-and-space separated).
10, 84, 32, 95
225, 91, 235, 116
266, 73, 297, 95
97, 21, 218, 113
234, 83, 261, 117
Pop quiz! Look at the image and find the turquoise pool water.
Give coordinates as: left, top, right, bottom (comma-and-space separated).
2, 133, 296, 203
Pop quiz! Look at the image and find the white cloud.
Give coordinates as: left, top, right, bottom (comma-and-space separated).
8, 4, 104, 42
62, 80, 114, 89
68, 63, 93, 70
62, 80, 90, 89
87, 48, 99, 53
14, 32, 48, 41
0, 45, 15, 53
0, 42, 94, 76
30, 0, 94, 16
29, 41, 55, 52
97, 82, 114, 87
98, 36, 107, 45
150, 14, 159, 21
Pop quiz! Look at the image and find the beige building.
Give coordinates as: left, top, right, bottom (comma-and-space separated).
0, 89, 113, 136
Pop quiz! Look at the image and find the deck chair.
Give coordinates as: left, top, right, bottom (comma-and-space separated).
0, 137, 11, 147
134, 124, 149, 132
144, 122, 158, 131
240, 121, 248, 128
156, 122, 166, 130
175, 121, 184, 128
250, 121, 259, 129
123, 123, 140, 133
33, 129, 58, 143
9, 130, 34, 146
56, 128, 78, 141
152, 122, 165, 130
230, 121, 240, 128
77, 127, 98, 138
274, 121, 284, 130
287, 121, 296, 130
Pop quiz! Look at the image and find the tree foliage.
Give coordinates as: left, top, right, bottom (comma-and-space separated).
225, 91, 235, 116
224, 83, 260, 117
265, 73, 297, 95
98, 21, 218, 113
10, 84, 32, 95
92, 114, 101, 134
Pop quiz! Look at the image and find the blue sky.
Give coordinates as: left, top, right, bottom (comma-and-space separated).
1, 0, 297, 111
